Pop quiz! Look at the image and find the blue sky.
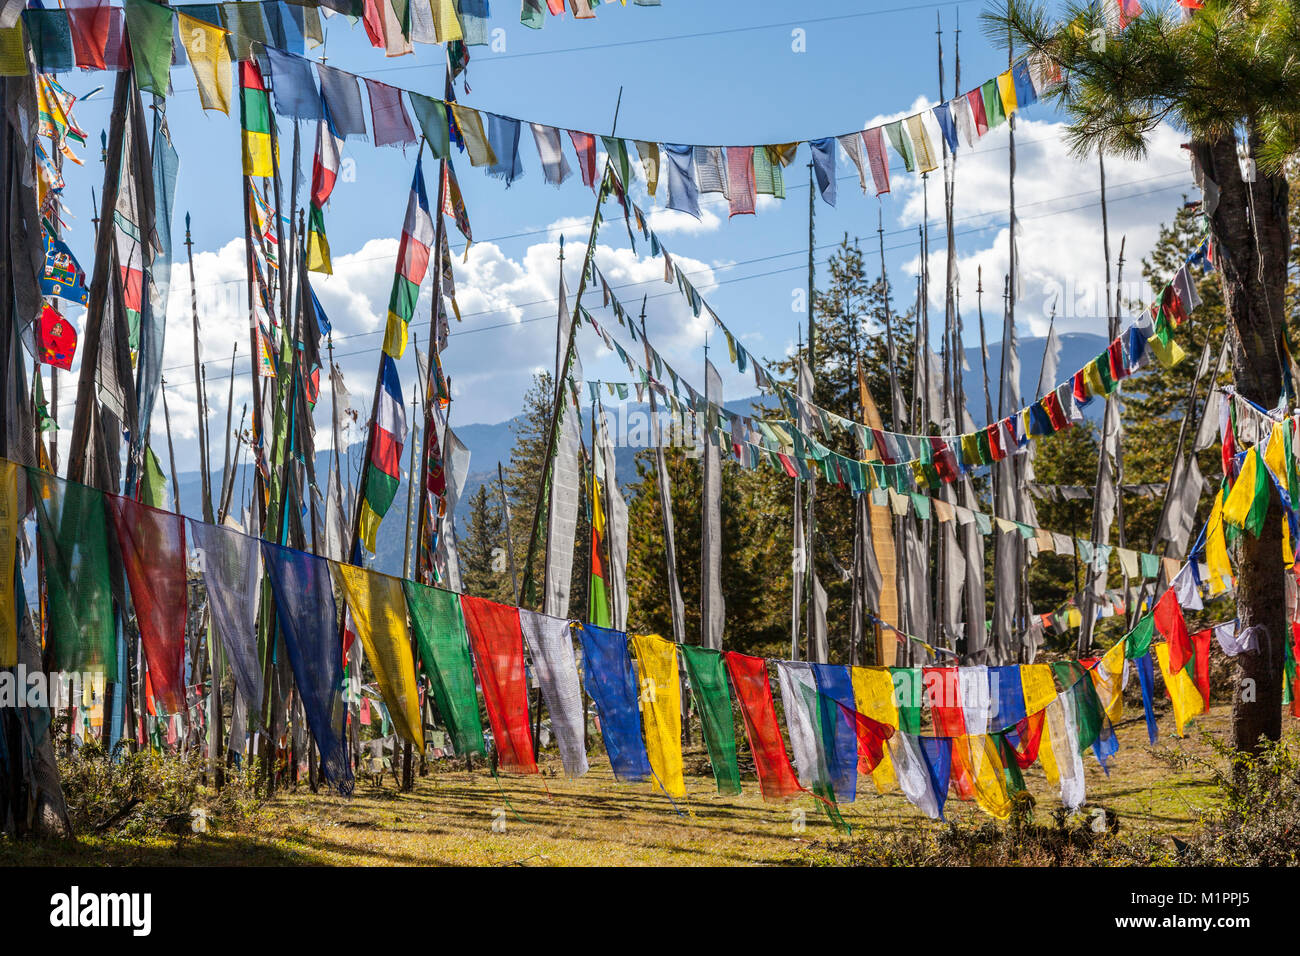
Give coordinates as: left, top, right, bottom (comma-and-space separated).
43, 0, 1196, 475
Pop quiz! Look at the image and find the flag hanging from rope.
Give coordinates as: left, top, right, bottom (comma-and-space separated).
725, 651, 802, 801
107, 496, 187, 715
262, 541, 352, 794
680, 645, 741, 795
578, 623, 651, 782
334, 564, 424, 750
630, 632, 684, 798
460, 594, 537, 773
403, 580, 485, 757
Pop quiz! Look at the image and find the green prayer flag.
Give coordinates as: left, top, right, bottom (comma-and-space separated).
124, 0, 175, 96
140, 447, 168, 509
1124, 613, 1155, 660
889, 667, 923, 734
680, 646, 742, 795
27, 469, 116, 674
402, 580, 486, 756
408, 93, 450, 159
1051, 662, 1105, 753
981, 78, 1006, 128
884, 120, 915, 172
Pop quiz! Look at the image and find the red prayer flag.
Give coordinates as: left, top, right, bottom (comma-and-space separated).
361, 0, 386, 47
107, 496, 188, 715
834, 700, 894, 774
67, 0, 112, 71
38, 305, 77, 370
1007, 711, 1046, 769
460, 595, 537, 773
1154, 587, 1192, 673
923, 666, 967, 737
966, 88, 989, 136
987, 423, 1005, 461
1191, 627, 1213, 709
724, 652, 802, 801
568, 130, 597, 188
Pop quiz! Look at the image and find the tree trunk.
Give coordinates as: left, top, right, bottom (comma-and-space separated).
1191, 133, 1289, 754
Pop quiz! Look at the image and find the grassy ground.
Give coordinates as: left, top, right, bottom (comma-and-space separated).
0, 704, 1233, 866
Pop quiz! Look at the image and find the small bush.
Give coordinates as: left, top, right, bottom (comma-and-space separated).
58, 740, 263, 841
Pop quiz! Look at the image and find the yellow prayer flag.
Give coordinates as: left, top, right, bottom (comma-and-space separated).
358, 499, 383, 555
904, 114, 937, 174
1155, 642, 1204, 736
1020, 663, 1056, 715
434, 0, 464, 42
0, 24, 26, 77
851, 665, 898, 792
0, 462, 18, 667
634, 141, 660, 195
996, 70, 1018, 115
450, 104, 496, 168
1091, 642, 1126, 724
333, 563, 424, 750
1148, 332, 1186, 368
307, 228, 332, 275
1222, 447, 1260, 531
965, 735, 1012, 820
1264, 420, 1290, 497
1205, 489, 1233, 594
178, 13, 231, 115
767, 143, 799, 167
630, 633, 684, 798
1038, 711, 1060, 787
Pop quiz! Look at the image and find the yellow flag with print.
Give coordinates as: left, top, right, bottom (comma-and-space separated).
630, 633, 684, 798
178, 13, 232, 115
333, 563, 423, 750
851, 665, 900, 791
1020, 663, 1056, 716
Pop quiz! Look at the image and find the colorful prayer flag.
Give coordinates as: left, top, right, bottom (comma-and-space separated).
239, 59, 273, 177
357, 355, 407, 553
382, 156, 435, 359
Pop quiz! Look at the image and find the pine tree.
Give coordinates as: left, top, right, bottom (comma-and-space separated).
503, 371, 590, 617
461, 484, 512, 603
989, 1, 1295, 751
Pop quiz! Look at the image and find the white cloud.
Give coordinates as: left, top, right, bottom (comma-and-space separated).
893, 116, 1193, 338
